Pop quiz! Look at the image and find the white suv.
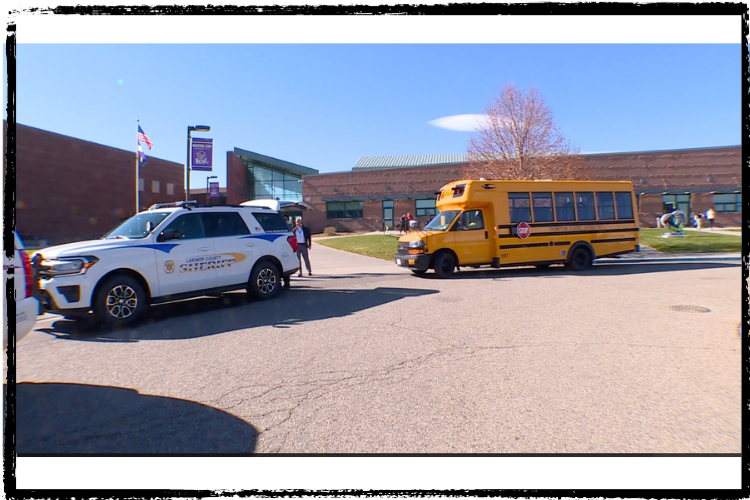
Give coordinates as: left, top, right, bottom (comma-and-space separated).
33, 202, 300, 328
4, 232, 39, 346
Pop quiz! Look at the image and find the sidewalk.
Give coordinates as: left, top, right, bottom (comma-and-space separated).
315, 229, 742, 266
682, 227, 741, 237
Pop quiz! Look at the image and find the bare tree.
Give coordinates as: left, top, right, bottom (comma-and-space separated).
463, 83, 586, 180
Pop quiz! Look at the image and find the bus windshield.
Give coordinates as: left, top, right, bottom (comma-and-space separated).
423, 210, 460, 232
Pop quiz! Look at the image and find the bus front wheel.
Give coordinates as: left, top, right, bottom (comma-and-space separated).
433, 253, 456, 278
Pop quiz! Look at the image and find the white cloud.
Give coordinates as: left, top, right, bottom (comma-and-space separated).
428, 114, 490, 132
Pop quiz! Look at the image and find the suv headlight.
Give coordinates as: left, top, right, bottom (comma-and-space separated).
40, 256, 99, 277
408, 240, 426, 254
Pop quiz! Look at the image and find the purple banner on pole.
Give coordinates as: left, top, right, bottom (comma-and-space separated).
209, 182, 220, 198
191, 138, 213, 171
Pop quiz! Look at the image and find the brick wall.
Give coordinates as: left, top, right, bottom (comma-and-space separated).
300, 146, 741, 233
9, 122, 184, 245
302, 164, 464, 233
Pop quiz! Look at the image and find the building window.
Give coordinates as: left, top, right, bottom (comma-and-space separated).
167, 183, 175, 196
415, 199, 437, 217
249, 164, 302, 201
326, 201, 363, 219
713, 193, 741, 212
382, 200, 394, 230
662, 194, 690, 214
152, 180, 160, 193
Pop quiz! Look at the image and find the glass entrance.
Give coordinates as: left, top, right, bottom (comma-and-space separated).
383, 200, 394, 231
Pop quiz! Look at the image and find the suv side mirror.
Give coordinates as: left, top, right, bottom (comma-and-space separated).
157, 229, 181, 242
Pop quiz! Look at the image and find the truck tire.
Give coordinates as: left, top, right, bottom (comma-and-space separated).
566, 247, 592, 271
433, 252, 456, 279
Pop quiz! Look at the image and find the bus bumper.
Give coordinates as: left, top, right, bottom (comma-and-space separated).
394, 253, 430, 272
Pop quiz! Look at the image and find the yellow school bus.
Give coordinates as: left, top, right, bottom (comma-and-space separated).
394, 179, 639, 277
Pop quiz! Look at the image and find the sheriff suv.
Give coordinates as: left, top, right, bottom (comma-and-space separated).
33, 202, 300, 328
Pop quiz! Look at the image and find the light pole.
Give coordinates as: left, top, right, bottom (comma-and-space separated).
206, 175, 218, 203
186, 125, 211, 201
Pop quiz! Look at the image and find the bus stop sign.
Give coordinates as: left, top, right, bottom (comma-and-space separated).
516, 222, 531, 239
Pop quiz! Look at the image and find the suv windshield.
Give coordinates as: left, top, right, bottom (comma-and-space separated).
103, 212, 171, 239
423, 211, 460, 232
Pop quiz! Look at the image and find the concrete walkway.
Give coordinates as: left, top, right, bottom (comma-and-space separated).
682, 227, 742, 236
314, 228, 742, 267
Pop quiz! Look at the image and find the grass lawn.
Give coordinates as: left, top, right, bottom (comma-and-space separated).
317, 234, 399, 261
317, 229, 741, 260
639, 228, 741, 253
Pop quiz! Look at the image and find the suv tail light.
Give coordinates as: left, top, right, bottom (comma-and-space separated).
287, 236, 298, 252
19, 249, 33, 298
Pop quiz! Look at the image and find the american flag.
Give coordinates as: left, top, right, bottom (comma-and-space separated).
137, 125, 153, 149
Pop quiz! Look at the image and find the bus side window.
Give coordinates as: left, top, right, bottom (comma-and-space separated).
509, 192, 531, 223
615, 192, 634, 219
596, 192, 615, 220
576, 192, 596, 221
532, 192, 554, 222
465, 210, 484, 230
555, 192, 575, 221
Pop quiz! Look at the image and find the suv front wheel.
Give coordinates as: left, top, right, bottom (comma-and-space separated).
248, 260, 281, 300
94, 274, 148, 328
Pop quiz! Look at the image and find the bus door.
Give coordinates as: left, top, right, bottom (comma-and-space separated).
451, 208, 494, 265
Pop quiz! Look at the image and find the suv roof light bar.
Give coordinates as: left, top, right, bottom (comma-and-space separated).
148, 201, 199, 210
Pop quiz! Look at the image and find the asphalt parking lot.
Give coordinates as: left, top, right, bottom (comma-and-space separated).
11, 244, 742, 459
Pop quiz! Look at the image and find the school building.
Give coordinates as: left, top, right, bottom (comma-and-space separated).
7, 120, 741, 243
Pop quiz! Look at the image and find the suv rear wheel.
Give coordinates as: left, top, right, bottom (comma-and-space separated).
248, 260, 281, 300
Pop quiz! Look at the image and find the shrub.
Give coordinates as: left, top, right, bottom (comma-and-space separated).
323, 226, 337, 236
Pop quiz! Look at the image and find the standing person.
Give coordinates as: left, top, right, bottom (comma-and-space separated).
400, 213, 407, 234
405, 212, 414, 232
706, 207, 716, 230
294, 219, 312, 276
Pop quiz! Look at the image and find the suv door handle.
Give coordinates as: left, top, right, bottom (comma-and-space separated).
198, 247, 211, 252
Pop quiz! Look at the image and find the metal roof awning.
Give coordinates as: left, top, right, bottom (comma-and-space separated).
240, 199, 314, 211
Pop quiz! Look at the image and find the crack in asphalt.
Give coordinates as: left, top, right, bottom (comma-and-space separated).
206, 344, 520, 449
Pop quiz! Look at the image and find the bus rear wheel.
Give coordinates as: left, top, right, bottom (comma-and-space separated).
566, 247, 592, 271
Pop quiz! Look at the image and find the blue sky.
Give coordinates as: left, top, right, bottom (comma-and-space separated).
6, 15, 742, 193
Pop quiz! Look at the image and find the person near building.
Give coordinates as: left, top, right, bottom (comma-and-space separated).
693, 212, 703, 230
706, 207, 716, 230
294, 219, 312, 276
400, 213, 407, 234
405, 212, 415, 232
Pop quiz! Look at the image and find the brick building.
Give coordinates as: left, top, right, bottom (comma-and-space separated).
6, 120, 741, 243
194, 147, 318, 206
8, 122, 184, 245
300, 146, 742, 233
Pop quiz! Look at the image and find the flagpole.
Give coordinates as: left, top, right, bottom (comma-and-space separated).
135, 119, 140, 214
